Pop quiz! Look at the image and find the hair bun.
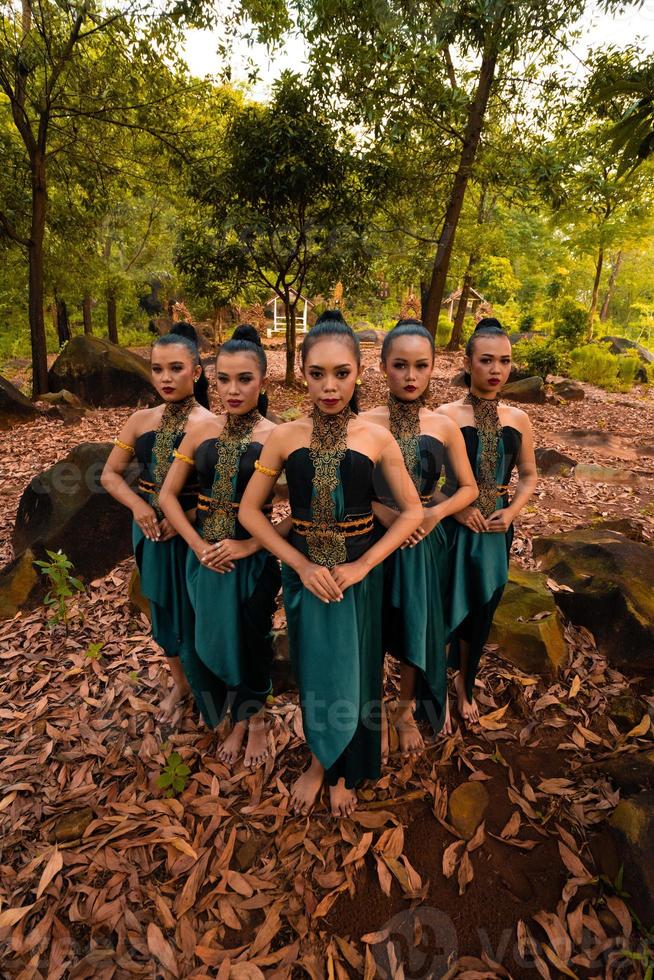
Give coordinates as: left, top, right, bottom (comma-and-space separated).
474, 317, 504, 333
232, 323, 262, 347
170, 321, 200, 347
316, 309, 347, 325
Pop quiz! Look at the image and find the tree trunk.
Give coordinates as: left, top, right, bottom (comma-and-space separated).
423, 48, 497, 337
588, 246, 604, 339
82, 293, 93, 335
28, 150, 49, 397
447, 254, 476, 351
107, 289, 118, 344
54, 293, 70, 346
284, 298, 297, 387
600, 251, 623, 322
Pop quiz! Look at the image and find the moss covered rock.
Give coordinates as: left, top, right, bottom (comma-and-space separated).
502, 376, 545, 403
13, 442, 139, 583
605, 793, 654, 927
533, 529, 654, 666
0, 374, 42, 429
48, 335, 156, 407
489, 568, 567, 675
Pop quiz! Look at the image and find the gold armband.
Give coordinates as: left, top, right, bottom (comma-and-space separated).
113, 438, 135, 454
173, 449, 194, 466
254, 459, 281, 478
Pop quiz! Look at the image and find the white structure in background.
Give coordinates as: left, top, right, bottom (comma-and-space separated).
265, 289, 314, 336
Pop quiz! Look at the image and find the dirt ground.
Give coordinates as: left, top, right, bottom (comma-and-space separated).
0, 347, 653, 978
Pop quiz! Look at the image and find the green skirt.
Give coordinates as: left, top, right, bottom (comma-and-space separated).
185, 548, 281, 728
281, 562, 384, 788
383, 523, 449, 732
132, 523, 195, 660
443, 514, 513, 700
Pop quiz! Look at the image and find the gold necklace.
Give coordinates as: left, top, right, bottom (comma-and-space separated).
464, 392, 502, 518
307, 405, 352, 567
151, 394, 196, 516
202, 408, 262, 542
388, 393, 422, 491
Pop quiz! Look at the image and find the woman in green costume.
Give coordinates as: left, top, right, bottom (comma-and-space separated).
160, 325, 282, 770
101, 328, 213, 718
437, 319, 537, 725
361, 319, 477, 756
240, 312, 423, 818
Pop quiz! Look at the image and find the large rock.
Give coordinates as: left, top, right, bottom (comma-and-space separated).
552, 379, 585, 401
354, 328, 383, 345
535, 447, 577, 477
502, 376, 545, 403
590, 750, 654, 794
600, 336, 654, 364
0, 375, 42, 429
48, 336, 157, 407
12, 442, 139, 583
489, 568, 567, 676
595, 793, 654, 928
533, 529, 654, 667
573, 463, 635, 485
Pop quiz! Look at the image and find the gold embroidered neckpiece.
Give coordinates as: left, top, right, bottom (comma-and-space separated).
388, 394, 422, 492
151, 395, 196, 515
307, 405, 351, 567
203, 408, 262, 543
465, 392, 502, 518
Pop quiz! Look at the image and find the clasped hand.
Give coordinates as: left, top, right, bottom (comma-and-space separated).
196, 539, 251, 573
299, 560, 367, 603
133, 502, 177, 542
454, 505, 513, 533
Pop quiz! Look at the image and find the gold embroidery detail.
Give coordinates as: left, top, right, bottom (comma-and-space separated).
465, 393, 503, 518
173, 449, 194, 466
388, 394, 422, 493
293, 514, 372, 537
114, 438, 135, 454
151, 395, 196, 516
307, 405, 351, 567
202, 409, 261, 543
254, 459, 280, 478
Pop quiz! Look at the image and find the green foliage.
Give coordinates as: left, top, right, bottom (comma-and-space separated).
157, 752, 191, 797
476, 256, 520, 304
553, 300, 588, 347
436, 315, 453, 347
566, 343, 637, 390
616, 351, 642, 387
513, 337, 569, 379
34, 550, 84, 630
84, 642, 104, 661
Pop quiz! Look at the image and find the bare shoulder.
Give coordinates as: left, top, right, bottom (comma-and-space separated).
435, 398, 463, 418
254, 417, 278, 443
128, 404, 163, 436
359, 406, 389, 426
364, 419, 396, 449
189, 404, 216, 424
424, 409, 458, 442
502, 404, 532, 432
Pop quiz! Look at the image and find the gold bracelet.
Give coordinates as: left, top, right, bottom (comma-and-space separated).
254, 459, 280, 478
173, 449, 194, 466
114, 438, 135, 454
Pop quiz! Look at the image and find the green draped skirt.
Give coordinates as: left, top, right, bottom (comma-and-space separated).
443, 513, 513, 701
282, 562, 384, 789
383, 523, 449, 732
184, 549, 280, 728
132, 523, 195, 660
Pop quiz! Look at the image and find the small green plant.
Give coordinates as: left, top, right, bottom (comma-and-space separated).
568, 343, 620, 389
34, 550, 84, 630
127, 670, 139, 685
553, 299, 588, 347
157, 752, 191, 797
513, 337, 569, 379
617, 351, 642, 388
84, 642, 104, 660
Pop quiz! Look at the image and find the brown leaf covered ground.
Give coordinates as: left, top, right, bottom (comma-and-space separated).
1, 348, 654, 978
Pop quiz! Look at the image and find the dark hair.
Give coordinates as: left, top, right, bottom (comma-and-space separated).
464, 317, 509, 387
381, 318, 435, 363
300, 309, 361, 413
151, 324, 210, 410
218, 323, 268, 416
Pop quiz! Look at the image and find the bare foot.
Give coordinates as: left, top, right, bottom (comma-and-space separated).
217, 719, 247, 766
329, 778, 358, 818
381, 701, 389, 766
159, 681, 190, 721
441, 692, 454, 736
290, 757, 324, 815
244, 718, 269, 769
393, 705, 424, 757
454, 672, 479, 724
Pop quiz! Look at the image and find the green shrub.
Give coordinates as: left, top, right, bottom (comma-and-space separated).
436, 314, 453, 346
616, 352, 641, 388
553, 300, 587, 348
568, 344, 619, 389
513, 337, 569, 379
519, 313, 536, 332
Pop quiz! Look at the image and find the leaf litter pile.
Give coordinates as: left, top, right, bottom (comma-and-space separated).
1, 349, 654, 978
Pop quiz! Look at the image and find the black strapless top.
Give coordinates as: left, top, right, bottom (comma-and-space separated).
285, 447, 377, 562
135, 429, 199, 509
374, 434, 444, 508
442, 426, 522, 500
195, 439, 273, 541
